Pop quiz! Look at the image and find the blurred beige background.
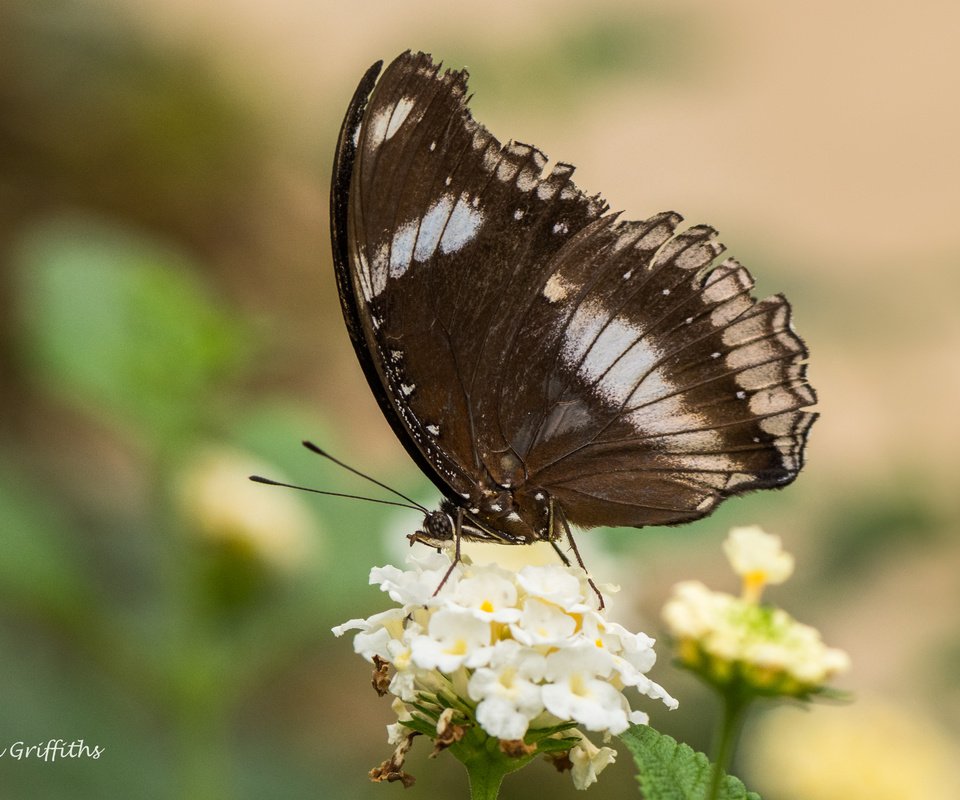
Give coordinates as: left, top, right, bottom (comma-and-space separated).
120, 0, 960, 474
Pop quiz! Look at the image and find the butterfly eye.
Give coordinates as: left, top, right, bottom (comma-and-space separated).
424, 511, 453, 542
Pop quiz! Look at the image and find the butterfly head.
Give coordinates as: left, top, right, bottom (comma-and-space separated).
408, 508, 455, 548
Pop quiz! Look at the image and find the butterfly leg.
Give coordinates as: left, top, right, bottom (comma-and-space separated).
432, 506, 463, 597
549, 540, 572, 567
552, 500, 605, 610
546, 493, 573, 566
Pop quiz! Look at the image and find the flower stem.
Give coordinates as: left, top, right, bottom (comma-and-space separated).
707, 691, 749, 800
464, 758, 506, 800
451, 727, 537, 800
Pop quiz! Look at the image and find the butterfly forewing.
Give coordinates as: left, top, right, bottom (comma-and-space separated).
332, 50, 817, 532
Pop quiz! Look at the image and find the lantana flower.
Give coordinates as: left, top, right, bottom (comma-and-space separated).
662, 526, 849, 698
334, 551, 676, 791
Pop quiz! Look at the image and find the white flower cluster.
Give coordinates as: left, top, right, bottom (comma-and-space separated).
334, 551, 677, 790
662, 527, 850, 695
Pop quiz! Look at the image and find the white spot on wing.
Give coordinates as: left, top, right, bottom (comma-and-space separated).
557, 296, 729, 455
517, 168, 538, 192
439, 195, 484, 254
559, 298, 607, 367
543, 273, 573, 303
414, 194, 454, 262
637, 221, 675, 250
566, 305, 661, 407
359, 241, 389, 300
389, 221, 417, 278
496, 159, 519, 183
367, 109, 391, 151
537, 181, 558, 200
726, 472, 754, 489
748, 387, 794, 416
385, 97, 415, 140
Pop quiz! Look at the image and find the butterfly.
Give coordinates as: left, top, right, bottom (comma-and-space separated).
330, 51, 816, 577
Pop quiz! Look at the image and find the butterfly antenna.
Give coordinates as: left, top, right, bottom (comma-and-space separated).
301, 441, 429, 513
248, 475, 423, 512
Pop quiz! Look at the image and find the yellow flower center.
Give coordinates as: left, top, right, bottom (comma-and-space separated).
446, 639, 468, 655
570, 674, 590, 697
741, 570, 767, 603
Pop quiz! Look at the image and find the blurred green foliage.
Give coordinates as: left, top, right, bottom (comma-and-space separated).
15, 218, 249, 447
0, 464, 94, 617
0, 209, 414, 797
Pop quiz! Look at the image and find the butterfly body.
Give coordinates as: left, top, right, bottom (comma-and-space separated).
331, 52, 817, 550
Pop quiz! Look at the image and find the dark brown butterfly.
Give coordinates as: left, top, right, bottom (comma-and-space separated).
330, 51, 816, 572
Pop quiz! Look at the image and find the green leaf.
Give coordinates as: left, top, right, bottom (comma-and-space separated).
620, 725, 761, 800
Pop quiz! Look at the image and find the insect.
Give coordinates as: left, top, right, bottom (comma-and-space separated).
329, 51, 816, 584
